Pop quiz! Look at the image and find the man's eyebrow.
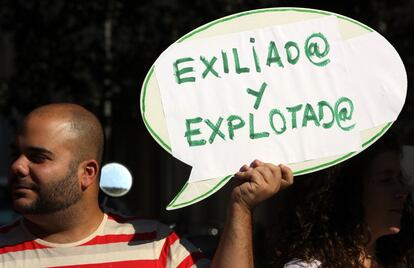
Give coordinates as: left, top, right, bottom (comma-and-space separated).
26, 147, 54, 156
9, 144, 53, 155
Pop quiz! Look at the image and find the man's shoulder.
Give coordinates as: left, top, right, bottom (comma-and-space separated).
104, 214, 208, 266
104, 213, 173, 238
106, 213, 169, 228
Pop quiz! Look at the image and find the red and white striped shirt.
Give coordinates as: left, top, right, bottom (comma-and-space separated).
0, 213, 208, 268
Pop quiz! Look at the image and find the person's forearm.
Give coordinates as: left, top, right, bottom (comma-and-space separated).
210, 202, 253, 268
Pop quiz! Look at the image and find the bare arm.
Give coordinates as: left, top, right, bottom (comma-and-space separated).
210, 160, 294, 268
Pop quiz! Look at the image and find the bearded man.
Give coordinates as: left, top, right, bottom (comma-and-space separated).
1, 103, 293, 267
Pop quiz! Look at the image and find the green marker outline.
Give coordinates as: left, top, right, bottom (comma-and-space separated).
167, 122, 392, 209
167, 175, 233, 209
140, 7, 380, 210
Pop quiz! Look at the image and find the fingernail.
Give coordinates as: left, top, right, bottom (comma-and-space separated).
239, 164, 249, 171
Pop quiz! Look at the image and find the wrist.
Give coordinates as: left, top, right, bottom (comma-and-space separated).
229, 200, 253, 219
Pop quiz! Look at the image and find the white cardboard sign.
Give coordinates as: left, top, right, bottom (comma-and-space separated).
140, 8, 406, 209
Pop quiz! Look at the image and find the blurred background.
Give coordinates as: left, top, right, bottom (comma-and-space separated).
1, 0, 413, 264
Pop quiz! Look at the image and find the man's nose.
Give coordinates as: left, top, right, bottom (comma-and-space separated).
9, 155, 30, 179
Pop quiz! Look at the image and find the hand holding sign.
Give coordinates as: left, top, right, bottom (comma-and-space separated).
232, 160, 294, 211
140, 8, 406, 209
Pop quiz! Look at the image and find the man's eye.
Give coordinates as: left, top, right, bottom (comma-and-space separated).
28, 154, 48, 163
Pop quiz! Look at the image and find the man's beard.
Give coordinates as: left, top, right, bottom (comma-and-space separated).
13, 162, 82, 215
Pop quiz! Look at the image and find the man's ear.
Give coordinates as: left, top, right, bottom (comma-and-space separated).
79, 159, 99, 190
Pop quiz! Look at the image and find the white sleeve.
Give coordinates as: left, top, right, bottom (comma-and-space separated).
283, 259, 321, 268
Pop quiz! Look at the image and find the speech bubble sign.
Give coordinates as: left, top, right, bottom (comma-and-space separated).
140, 8, 406, 210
